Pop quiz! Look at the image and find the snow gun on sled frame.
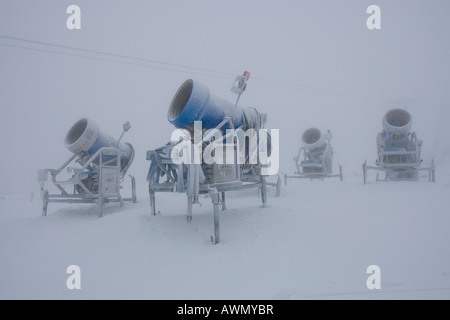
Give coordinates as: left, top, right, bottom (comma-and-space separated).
363, 108, 435, 183
284, 128, 343, 184
146, 72, 280, 244
38, 119, 137, 217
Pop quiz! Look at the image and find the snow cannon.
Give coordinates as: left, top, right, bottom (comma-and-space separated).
147, 74, 280, 244
65, 118, 134, 175
382, 108, 412, 135
38, 119, 136, 217
284, 128, 343, 184
363, 108, 435, 183
167, 79, 271, 159
302, 128, 326, 150
168, 79, 264, 132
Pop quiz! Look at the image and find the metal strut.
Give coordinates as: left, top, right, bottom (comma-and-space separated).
210, 190, 220, 244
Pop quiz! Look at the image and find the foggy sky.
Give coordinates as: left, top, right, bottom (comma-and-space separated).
0, 0, 449, 194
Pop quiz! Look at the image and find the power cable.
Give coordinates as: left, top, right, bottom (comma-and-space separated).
0, 34, 386, 102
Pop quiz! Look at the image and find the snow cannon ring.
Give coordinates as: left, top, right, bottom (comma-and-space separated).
382, 108, 412, 135
302, 128, 325, 150
65, 118, 135, 174
168, 79, 262, 131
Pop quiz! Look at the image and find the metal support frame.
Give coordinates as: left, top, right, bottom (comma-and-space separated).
363, 131, 435, 184
39, 147, 137, 216
363, 128, 435, 184
284, 164, 343, 185
147, 123, 271, 244
285, 134, 342, 185
363, 159, 435, 184
265, 175, 281, 197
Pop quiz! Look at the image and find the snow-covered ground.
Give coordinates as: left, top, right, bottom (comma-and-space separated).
1, 0, 450, 301
1, 171, 449, 299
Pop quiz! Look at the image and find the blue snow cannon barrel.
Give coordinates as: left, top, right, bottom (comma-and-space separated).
168, 79, 262, 131
64, 118, 135, 174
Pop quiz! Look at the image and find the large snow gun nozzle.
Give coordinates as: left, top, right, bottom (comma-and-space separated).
382, 108, 412, 135
168, 79, 263, 132
65, 118, 135, 174
302, 128, 325, 150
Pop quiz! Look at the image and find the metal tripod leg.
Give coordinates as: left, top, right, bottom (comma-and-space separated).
363, 161, 367, 185
98, 193, 104, 218
131, 176, 137, 203
261, 176, 267, 208
187, 196, 193, 222
276, 175, 281, 197
431, 158, 436, 182
42, 190, 49, 217
149, 189, 156, 216
210, 190, 220, 244
221, 192, 226, 211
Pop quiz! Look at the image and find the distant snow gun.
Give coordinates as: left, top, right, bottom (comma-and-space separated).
363, 108, 435, 183
284, 128, 343, 184
146, 73, 280, 244
38, 119, 137, 217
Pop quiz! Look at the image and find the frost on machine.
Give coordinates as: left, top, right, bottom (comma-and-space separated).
284, 128, 343, 184
146, 73, 280, 244
38, 119, 137, 217
363, 108, 435, 183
